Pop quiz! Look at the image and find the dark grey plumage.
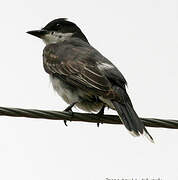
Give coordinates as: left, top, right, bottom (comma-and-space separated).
27, 18, 154, 142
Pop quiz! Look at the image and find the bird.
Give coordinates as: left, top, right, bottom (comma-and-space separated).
27, 18, 154, 142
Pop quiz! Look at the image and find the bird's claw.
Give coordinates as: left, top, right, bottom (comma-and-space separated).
96, 105, 105, 127
63, 109, 73, 126
63, 102, 77, 126
64, 120, 68, 126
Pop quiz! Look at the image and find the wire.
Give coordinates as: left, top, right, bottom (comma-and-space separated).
0, 106, 178, 129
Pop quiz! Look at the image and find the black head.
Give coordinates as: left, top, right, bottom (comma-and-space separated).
27, 18, 89, 44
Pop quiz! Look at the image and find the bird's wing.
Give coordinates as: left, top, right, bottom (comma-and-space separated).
99, 63, 127, 88
43, 43, 114, 96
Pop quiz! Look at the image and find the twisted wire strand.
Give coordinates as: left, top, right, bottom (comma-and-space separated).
0, 106, 178, 129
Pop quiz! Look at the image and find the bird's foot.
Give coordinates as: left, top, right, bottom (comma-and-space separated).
63, 102, 77, 126
96, 105, 105, 127
63, 120, 68, 127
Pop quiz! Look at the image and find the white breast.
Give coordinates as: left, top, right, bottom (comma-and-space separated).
49, 75, 79, 104
49, 75, 104, 112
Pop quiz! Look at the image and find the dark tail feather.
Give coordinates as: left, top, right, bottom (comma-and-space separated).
112, 101, 154, 143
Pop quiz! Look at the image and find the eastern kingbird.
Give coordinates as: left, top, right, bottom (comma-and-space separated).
27, 18, 154, 142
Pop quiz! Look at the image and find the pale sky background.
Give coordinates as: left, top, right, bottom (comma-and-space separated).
0, 0, 178, 180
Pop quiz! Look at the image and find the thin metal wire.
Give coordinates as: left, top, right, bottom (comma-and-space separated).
0, 106, 178, 129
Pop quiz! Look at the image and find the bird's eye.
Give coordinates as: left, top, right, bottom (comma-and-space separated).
51, 31, 55, 35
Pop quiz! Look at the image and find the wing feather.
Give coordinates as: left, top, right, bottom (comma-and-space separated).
43, 44, 112, 94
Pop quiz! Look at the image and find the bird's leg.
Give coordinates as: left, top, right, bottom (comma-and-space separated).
96, 104, 105, 127
64, 102, 77, 112
63, 102, 77, 126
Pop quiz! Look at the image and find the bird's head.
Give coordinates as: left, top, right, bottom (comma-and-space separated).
27, 18, 89, 44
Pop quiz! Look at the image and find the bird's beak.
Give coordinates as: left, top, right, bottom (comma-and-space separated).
26, 29, 48, 38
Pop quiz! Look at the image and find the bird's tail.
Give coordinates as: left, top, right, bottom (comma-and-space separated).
112, 100, 154, 143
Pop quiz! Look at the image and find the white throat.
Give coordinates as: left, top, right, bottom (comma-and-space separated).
42, 32, 74, 45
